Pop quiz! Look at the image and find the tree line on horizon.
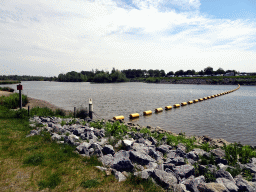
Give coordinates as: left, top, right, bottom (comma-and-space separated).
0, 67, 239, 83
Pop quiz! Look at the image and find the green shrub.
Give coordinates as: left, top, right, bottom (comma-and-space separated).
15, 108, 28, 119
54, 108, 66, 117
226, 165, 242, 178
81, 179, 100, 188
23, 153, 45, 166
0, 93, 28, 109
0, 86, 14, 92
38, 172, 61, 190
30, 107, 54, 117
89, 120, 104, 129
105, 121, 129, 137
76, 107, 88, 119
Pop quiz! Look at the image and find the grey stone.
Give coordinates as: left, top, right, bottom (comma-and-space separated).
235, 177, 255, 192
191, 148, 207, 157
51, 133, 61, 141
148, 148, 163, 161
197, 182, 228, 192
186, 176, 205, 192
122, 139, 134, 149
129, 151, 156, 165
216, 178, 238, 192
100, 154, 114, 167
102, 145, 115, 156
112, 150, 134, 172
89, 143, 103, 157
156, 145, 171, 154
166, 150, 177, 159
151, 169, 178, 189
95, 166, 108, 172
148, 136, 157, 145
176, 148, 187, 158
146, 162, 158, 169
173, 165, 195, 179
210, 148, 225, 159
166, 157, 185, 166
113, 170, 127, 182
134, 169, 154, 179
73, 128, 84, 136
244, 162, 256, 173
187, 151, 199, 161
216, 169, 235, 183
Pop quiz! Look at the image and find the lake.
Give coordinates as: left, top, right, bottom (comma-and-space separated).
2, 81, 256, 146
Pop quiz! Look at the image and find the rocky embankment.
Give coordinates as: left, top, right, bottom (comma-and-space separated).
28, 116, 256, 192
160, 78, 256, 85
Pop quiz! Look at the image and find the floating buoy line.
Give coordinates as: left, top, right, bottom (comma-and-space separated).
113, 84, 240, 120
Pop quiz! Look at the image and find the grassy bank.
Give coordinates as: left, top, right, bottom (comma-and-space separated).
0, 80, 21, 84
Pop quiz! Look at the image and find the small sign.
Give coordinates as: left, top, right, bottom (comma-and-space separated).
17, 84, 23, 90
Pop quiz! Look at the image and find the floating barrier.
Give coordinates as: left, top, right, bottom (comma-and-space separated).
199, 98, 203, 101
188, 101, 193, 104
214, 94, 218, 97
173, 104, 180, 108
181, 102, 187, 106
207, 96, 211, 99
193, 99, 199, 103
113, 116, 124, 120
211, 95, 215, 98
203, 97, 208, 100
165, 106, 172, 110
155, 108, 163, 113
129, 113, 139, 119
143, 110, 152, 115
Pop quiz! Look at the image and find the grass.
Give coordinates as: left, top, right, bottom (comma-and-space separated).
0, 80, 21, 84
0, 86, 15, 92
0, 105, 163, 191
0, 93, 28, 109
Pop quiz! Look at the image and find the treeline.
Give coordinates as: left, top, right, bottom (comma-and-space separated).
58, 68, 128, 83
0, 75, 57, 81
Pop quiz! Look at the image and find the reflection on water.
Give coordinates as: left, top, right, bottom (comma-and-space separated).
2, 82, 256, 146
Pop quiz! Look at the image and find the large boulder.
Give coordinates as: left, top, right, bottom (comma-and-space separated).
166, 157, 185, 166
216, 178, 238, 192
151, 169, 178, 189
134, 169, 154, 179
235, 176, 255, 192
102, 145, 115, 156
129, 151, 156, 166
197, 182, 228, 192
173, 165, 195, 179
156, 145, 171, 155
99, 154, 114, 167
216, 169, 235, 183
186, 176, 205, 192
112, 150, 134, 172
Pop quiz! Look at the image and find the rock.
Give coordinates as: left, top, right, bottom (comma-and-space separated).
176, 148, 187, 158
156, 145, 171, 154
134, 169, 154, 179
122, 139, 134, 149
216, 169, 235, 183
113, 170, 127, 182
197, 183, 228, 192
216, 178, 238, 192
244, 162, 256, 173
187, 151, 199, 161
112, 150, 134, 172
166, 150, 177, 159
177, 143, 186, 152
235, 177, 255, 192
186, 176, 205, 192
210, 148, 225, 159
148, 148, 163, 161
95, 166, 107, 172
51, 133, 62, 141
166, 157, 185, 166
73, 128, 84, 136
151, 169, 178, 189
89, 143, 103, 157
99, 154, 114, 167
148, 136, 157, 145
102, 145, 115, 156
173, 165, 195, 179
146, 162, 158, 169
129, 151, 156, 166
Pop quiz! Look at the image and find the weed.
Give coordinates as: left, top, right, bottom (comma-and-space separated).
54, 108, 66, 117
139, 128, 151, 136
0, 93, 28, 109
199, 153, 216, 165
226, 165, 242, 178
38, 172, 61, 190
200, 142, 212, 152
89, 120, 104, 129
242, 169, 253, 181
76, 107, 88, 119
30, 107, 55, 117
105, 121, 128, 137
81, 179, 100, 188
61, 120, 66, 126
23, 153, 44, 166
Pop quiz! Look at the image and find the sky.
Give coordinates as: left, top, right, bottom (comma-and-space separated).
0, 0, 256, 76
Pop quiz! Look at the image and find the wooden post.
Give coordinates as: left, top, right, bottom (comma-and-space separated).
28, 106, 30, 116
74, 107, 76, 118
17, 84, 23, 110
89, 98, 93, 120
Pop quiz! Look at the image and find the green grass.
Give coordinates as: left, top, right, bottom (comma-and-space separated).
0, 86, 15, 92
0, 93, 28, 109
0, 80, 21, 84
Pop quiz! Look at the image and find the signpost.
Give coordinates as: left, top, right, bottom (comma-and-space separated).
89, 98, 93, 120
17, 84, 23, 109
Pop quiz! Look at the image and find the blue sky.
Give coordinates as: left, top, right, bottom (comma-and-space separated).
0, 0, 256, 76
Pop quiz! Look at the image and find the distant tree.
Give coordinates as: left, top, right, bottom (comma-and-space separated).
175, 70, 184, 76
199, 70, 204, 76
216, 68, 225, 75
148, 69, 154, 77
166, 71, 174, 76
204, 66, 213, 75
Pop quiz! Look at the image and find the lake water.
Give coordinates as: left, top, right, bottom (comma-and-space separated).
2, 81, 256, 146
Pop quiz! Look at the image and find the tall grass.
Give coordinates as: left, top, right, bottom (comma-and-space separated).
0, 86, 15, 92
0, 93, 28, 109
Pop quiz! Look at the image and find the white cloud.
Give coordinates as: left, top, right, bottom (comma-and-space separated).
0, 0, 256, 76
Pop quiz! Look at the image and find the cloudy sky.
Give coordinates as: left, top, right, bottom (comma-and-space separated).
1, 0, 256, 76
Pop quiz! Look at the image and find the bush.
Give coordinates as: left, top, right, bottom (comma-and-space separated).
105, 121, 129, 138
54, 108, 66, 117
76, 107, 88, 119
0, 86, 14, 92
0, 93, 28, 109
30, 107, 54, 117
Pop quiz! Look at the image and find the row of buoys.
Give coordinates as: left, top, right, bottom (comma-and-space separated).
113, 84, 240, 120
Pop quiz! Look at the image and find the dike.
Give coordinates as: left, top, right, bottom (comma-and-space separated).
27, 116, 256, 192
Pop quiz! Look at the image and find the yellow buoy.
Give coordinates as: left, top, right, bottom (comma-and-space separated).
193, 99, 199, 103
203, 97, 208, 100
199, 98, 203, 101
173, 104, 180, 108
188, 101, 193, 104
214, 94, 218, 97
181, 102, 187, 106
165, 106, 172, 110
129, 113, 140, 119
143, 110, 152, 115
207, 96, 211, 99
113, 116, 124, 120
211, 95, 215, 98
155, 108, 163, 113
